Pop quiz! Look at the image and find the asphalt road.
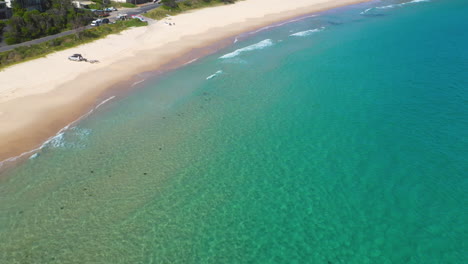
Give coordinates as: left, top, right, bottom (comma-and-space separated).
0, 2, 165, 53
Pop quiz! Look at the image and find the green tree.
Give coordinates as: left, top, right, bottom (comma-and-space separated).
4, 0, 94, 44
0, 21, 6, 41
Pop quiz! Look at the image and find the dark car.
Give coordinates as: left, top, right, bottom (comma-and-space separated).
93, 10, 110, 17
101, 18, 110, 24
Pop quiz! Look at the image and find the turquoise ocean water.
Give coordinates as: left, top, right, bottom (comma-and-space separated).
1, 0, 467, 263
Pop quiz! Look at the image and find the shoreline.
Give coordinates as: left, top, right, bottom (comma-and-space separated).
0, 0, 370, 170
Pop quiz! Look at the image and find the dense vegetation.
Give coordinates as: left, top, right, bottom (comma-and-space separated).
0, 20, 6, 42
89, 1, 136, 10
112, 2, 137, 8
4, 0, 94, 44
0, 19, 147, 69
148, 0, 236, 20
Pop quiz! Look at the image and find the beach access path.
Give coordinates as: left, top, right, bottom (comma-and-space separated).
0, 0, 369, 166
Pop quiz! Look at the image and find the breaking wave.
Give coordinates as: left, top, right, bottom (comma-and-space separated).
47, 127, 92, 149
361, 0, 430, 14
245, 14, 318, 36
219, 39, 274, 59
290, 27, 325, 37
0, 96, 115, 168
131, 79, 145, 87
206, 70, 223, 80
184, 58, 198, 65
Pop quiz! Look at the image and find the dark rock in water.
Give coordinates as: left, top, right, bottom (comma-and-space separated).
19, 211, 24, 214
203, 92, 209, 96
143, 172, 147, 175
159, 148, 162, 151
83, 188, 87, 191
90, 170, 94, 173
162, 117, 166, 119
328, 20, 342, 25
60, 207, 64, 210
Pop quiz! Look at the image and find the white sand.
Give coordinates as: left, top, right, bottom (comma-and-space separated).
0, 0, 368, 162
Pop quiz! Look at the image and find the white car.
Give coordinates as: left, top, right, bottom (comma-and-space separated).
68, 54, 85, 61
90, 19, 102, 26
116, 14, 128, 21
131, 15, 146, 22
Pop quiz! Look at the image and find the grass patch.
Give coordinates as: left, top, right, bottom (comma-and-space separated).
146, 0, 236, 20
112, 2, 137, 8
0, 19, 147, 70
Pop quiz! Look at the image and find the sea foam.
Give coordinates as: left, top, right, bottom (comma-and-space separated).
0, 96, 115, 168
47, 127, 92, 150
219, 39, 274, 59
131, 79, 145, 87
206, 70, 223, 80
184, 58, 198, 65
290, 27, 325, 37
361, 0, 430, 14
246, 14, 318, 36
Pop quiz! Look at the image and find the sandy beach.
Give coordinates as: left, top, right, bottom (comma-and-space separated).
0, 0, 368, 165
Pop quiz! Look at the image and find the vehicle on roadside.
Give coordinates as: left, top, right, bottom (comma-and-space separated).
116, 14, 128, 21
131, 15, 146, 22
90, 19, 102, 26
93, 10, 110, 17
68, 54, 86, 62
104, 7, 117, 12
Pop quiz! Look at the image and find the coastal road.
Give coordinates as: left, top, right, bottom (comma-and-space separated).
0, 2, 165, 53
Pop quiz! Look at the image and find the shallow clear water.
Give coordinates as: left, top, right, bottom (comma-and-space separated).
1, 0, 467, 263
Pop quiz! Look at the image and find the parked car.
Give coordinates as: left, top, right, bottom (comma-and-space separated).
131, 15, 146, 22
104, 7, 117, 12
68, 54, 86, 61
116, 14, 128, 21
93, 10, 110, 17
101, 18, 110, 24
90, 19, 102, 26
